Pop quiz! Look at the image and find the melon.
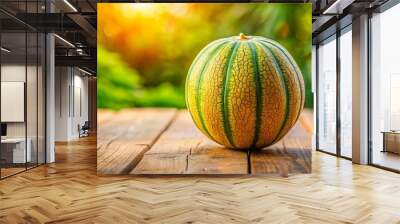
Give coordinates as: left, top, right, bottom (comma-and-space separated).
185, 33, 304, 149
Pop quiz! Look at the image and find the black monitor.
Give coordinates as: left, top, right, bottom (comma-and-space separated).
1, 123, 7, 137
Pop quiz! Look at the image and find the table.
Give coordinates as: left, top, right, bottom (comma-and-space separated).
382, 131, 400, 154
98, 109, 313, 176
1, 138, 31, 164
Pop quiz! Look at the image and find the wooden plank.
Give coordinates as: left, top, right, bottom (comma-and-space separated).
187, 145, 248, 174
250, 120, 312, 176
97, 108, 177, 175
132, 111, 248, 174
131, 154, 188, 174
97, 109, 115, 126
281, 121, 312, 174
250, 141, 290, 176
299, 109, 314, 134
131, 111, 199, 174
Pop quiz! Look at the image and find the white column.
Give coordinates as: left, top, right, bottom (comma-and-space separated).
55, 67, 73, 141
46, 32, 55, 163
45, 0, 56, 163
352, 14, 369, 164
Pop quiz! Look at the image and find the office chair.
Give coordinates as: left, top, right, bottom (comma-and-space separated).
79, 121, 90, 138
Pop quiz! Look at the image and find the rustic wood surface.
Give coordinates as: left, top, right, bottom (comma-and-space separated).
132, 111, 248, 174
97, 109, 177, 174
98, 108, 312, 175
251, 120, 312, 176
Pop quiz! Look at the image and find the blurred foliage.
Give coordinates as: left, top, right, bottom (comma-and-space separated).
98, 3, 312, 110
98, 46, 185, 110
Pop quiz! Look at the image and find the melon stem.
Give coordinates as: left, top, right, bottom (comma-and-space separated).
239, 33, 249, 40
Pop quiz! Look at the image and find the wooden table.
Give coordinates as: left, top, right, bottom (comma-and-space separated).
97, 109, 312, 176
382, 131, 400, 154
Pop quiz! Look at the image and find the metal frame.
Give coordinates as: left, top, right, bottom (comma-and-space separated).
25, 2, 28, 172
0, 0, 47, 180
336, 23, 341, 158
315, 44, 319, 151
367, 10, 373, 165
36, 1, 39, 167
0, 18, 2, 179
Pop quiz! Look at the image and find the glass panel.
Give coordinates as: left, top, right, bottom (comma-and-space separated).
27, 30, 38, 169
38, 32, 45, 165
371, 4, 400, 171
26, 0, 39, 169
0, 0, 46, 178
1, 30, 27, 177
318, 36, 337, 154
339, 29, 352, 158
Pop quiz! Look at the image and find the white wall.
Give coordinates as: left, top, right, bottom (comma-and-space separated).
1, 82, 25, 122
72, 73, 89, 138
55, 67, 89, 141
55, 66, 70, 141
1, 65, 26, 139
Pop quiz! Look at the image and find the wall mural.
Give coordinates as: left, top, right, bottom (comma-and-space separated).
97, 3, 312, 176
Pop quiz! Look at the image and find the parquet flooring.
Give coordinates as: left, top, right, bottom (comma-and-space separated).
98, 109, 311, 175
1, 167, 26, 178
0, 130, 400, 223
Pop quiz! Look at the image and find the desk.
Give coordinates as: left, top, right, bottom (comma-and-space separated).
382, 131, 400, 154
1, 138, 31, 163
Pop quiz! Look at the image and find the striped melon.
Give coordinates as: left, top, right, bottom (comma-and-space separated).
185, 33, 304, 149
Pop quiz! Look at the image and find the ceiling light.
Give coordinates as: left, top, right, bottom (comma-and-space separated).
323, 0, 354, 15
54, 34, 75, 48
78, 67, 92, 76
76, 48, 85, 55
1, 47, 11, 53
63, 0, 78, 12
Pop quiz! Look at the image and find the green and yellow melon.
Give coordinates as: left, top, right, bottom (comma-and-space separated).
185, 33, 304, 149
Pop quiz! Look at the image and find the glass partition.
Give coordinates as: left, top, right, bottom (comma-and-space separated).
27, 30, 38, 169
38, 32, 45, 165
317, 35, 337, 154
0, 1, 46, 179
1, 30, 28, 177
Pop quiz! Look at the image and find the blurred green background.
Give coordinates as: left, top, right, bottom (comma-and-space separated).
98, 3, 312, 110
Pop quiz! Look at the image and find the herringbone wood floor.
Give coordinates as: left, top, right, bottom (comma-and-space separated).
1, 135, 400, 223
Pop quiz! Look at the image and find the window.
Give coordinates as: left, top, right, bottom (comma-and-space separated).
316, 25, 353, 159
317, 35, 337, 154
339, 28, 352, 158
370, 3, 400, 171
